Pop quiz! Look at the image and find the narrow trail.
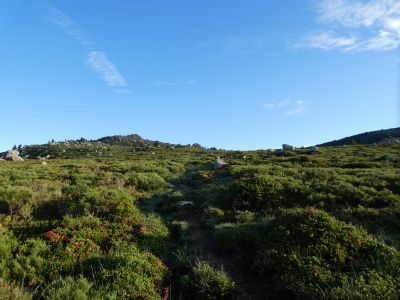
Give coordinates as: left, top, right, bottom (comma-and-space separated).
180, 205, 275, 300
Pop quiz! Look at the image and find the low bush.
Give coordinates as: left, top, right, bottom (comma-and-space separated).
181, 261, 235, 300
0, 278, 31, 300
252, 208, 400, 298
126, 172, 166, 192
171, 220, 190, 239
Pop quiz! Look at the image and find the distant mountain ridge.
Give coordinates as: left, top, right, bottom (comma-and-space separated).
317, 127, 400, 147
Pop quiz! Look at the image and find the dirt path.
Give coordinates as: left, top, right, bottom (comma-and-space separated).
181, 206, 276, 300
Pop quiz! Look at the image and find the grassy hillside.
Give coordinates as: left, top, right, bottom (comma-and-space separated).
317, 127, 400, 147
0, 139, 399, 299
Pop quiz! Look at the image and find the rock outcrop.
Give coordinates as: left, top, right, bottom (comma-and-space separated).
310, 146, 319, 154
378, 138, 400, 145
4, 150, 23, 161
282, 144, 295, 151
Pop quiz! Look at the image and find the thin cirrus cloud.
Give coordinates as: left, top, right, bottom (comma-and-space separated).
87, 52, 127, 87
263, 99, 308, 117
45, 6, 128, 89
46, 6, 93, 47
295, 0, 400, 52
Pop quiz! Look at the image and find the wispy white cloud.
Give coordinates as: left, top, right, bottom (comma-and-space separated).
295, 31, 358, 51
263, 99, 308, 117
46, 6, 128, 89
46, 6, 93, 47
153, 80, 198, 87
87, 52, 127, 87
284, 100, 308, 117
296, 0, 400, 52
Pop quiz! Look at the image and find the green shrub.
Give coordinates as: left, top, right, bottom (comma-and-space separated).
0, 186, 36, 219
60, 185, 138, 218
251, 208, 400, 298
221, 175, 284, 210
97, 241, 168, 300
171, 220, 190, 239
126, 172, 166, 192
235, 210, 256, 223
40, 276, 108, 300
181, 261, 235, 300
0, 278, 31, 300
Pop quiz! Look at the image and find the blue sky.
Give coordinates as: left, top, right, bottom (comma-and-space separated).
1, 0, 399, 150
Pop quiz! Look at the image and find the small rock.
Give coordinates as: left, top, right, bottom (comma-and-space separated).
214, 158, 228, 170
42, 161, 48, 165
383, 155, 396, 162
46, 155, 51, 159
177, 201, 194, 206
166, 182, 175, 188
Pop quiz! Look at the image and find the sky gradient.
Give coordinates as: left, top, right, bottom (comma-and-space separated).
1, 0, 399, 150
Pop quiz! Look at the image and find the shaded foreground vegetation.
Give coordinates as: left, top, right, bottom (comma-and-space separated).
0, 138, 399, 299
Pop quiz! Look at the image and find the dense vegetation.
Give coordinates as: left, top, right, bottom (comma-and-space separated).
317, 127, 400, 146
0, 135, 399, 299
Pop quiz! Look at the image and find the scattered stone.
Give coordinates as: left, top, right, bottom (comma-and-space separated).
0, 158, 5, 161
383, 155, 396, 162
166, 182, 175, 188
41, 161, 48, 165
282, 144, 295, 151
214, 158, 228, 170
46, 155, 51, 159
177, 201, 194, 206
36, 156, 46, 161
369, 143, 378, 148
378, 138, 400, 145
23, 155, 30, 159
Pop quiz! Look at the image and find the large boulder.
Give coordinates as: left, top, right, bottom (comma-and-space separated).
310, 146, 319, 154
214, 158, 228, 170
5, 150, 23, 161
